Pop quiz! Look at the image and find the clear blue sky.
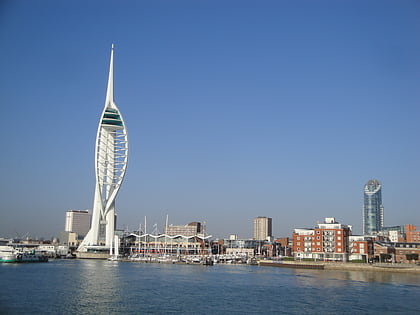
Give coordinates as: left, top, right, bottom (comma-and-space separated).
0, 0, 419, 239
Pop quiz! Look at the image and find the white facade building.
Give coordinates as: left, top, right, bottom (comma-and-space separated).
65, 210, 91, 238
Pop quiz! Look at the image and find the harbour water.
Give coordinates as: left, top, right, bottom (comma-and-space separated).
1, 260, 419, 314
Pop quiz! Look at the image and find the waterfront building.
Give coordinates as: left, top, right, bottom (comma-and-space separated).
373, 242, 395, 262
363, 179, 384, 235
349, 235, 373, 261
292, 217, 352, 261
292, 228, 314, 259
125, 233, 211, 256
60, 231, 79, 247
274, 237, 291, 257
78, 45, 129, 254
222, 238, 267, 256
394, 242, 420, 263
405, 224, 420, 243
253, 216, 272, 241
65, 210, 91, 238
165, 222, 203, 237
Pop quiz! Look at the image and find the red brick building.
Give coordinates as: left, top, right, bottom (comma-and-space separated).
394, 242, 420, 263
293, 218, 352, 261
405, 224, 420, 243
373, 242, 395, 262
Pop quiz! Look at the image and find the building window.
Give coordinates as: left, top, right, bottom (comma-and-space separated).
317, 236, 320, 240
316, 231, 320, 234
337, 236, 341, 240
297, 236, 300, 240
337, 231, 341, 234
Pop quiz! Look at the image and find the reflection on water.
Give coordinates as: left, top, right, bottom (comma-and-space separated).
0, 260, 419, 314
292, 268, 420, 286
75, 260, 127, 314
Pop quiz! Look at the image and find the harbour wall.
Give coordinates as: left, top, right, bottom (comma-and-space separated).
258, 260, 420, 274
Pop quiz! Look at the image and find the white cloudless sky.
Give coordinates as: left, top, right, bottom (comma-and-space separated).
0, 0, 419, 239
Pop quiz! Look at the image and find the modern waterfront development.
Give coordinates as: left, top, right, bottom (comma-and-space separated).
1, 47, 419, 271
2, 2, 420, 314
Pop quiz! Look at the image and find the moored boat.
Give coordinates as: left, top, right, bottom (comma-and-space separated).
0, 246, 48, 263
16, 251, 48, 263
0, 246, 18, 263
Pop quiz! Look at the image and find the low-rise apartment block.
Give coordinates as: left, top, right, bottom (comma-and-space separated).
292, 217, 352, 261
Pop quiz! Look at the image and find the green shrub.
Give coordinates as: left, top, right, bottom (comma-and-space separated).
282, 257, 294, 261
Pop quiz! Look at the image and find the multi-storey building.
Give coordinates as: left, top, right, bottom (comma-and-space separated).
363, 179, 384, 235
405, 224, 420, 243
292, 228, 314, 259
253, 217, 272, 241
292, 218, 352, 261
65, 210, 91, 238
394, 242, 420, 263
165, 222, 203, 237
380, 226, 405, 242
349, 235, 373, 261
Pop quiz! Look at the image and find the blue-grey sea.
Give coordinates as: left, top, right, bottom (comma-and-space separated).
0, 260, 419, 314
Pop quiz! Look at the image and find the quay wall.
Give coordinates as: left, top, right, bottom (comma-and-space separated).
76, 252, 109, 259
259, 260, 420, 274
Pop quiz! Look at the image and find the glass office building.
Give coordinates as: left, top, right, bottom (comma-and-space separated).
363, 179, 384, 235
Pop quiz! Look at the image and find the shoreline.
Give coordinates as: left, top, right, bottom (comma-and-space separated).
258, 260, 420, 273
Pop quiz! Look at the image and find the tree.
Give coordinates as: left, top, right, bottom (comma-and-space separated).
406, 253, 419, 261
379, 253, 392, 262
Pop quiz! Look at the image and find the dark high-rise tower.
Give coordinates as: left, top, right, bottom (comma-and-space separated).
363, 179, 384, 235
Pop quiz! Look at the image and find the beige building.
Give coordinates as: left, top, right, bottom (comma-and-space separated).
65, 210, 91, 238
253, 217, 272, 241
165, 222, 203, 237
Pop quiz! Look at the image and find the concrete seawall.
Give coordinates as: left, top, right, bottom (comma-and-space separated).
259, 260, 420, 274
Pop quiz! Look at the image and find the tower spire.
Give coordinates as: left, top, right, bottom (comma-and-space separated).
105, 44, 115, 108
77, 45, 129, 255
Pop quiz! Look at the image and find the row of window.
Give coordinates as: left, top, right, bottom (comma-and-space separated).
296, 236, 342, 241
296, 248, 343, 252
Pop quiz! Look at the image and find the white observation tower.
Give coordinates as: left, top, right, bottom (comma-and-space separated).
78, 45, 128, 254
